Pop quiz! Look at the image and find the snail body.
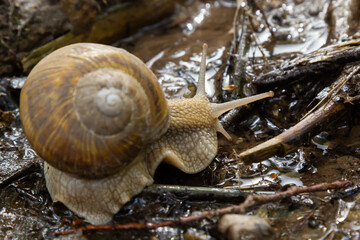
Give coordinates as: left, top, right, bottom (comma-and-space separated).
20, 43, 273, 224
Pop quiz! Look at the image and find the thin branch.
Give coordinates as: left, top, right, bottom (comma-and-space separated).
144, 184, 250, 200
253, 0, 275, 38
253, 40, 360, 90
238, 98, 346, 162
301, 65, 360, 120
290, 210, 316, 233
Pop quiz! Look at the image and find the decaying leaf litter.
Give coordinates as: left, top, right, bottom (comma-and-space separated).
1, 0, 360, 239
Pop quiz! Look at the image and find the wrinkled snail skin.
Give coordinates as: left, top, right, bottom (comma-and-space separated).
20, 43, 274, 225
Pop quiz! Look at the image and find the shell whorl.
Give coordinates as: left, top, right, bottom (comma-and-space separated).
20, 43, 169, 178
74, 68, 149, 136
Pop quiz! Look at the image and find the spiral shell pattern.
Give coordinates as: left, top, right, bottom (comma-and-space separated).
20, 43, 169, 178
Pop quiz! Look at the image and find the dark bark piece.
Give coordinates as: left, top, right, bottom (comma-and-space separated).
253, 40, 360, 90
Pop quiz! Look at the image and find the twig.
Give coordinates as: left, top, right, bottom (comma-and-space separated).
290, 210, 316, 233
144, 184, 250, 200
0, 162, 38, 188
301, 65, 360, 120
253, 40, 360, 90
0, 146, 18, 151
238, 98, 346, 163
223, 0, 254, 98
221, 0, 256, 128
52, 179, 356, 236
248, 17, 268, 63
252, 0, 275, 38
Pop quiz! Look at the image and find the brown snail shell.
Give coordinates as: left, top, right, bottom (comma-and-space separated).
20, 43, 169, 178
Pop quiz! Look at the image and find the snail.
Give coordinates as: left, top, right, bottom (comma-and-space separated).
19, 43, 274, 225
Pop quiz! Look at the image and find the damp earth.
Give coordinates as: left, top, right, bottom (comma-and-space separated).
1, 0, 360, 239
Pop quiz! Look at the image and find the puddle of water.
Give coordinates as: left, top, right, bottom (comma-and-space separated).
248, 0, 329, 57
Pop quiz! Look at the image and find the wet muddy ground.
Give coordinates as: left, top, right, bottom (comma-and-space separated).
1, 0, 360, 239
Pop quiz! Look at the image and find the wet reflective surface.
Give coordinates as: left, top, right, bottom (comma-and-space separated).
1, 0, 360, 239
